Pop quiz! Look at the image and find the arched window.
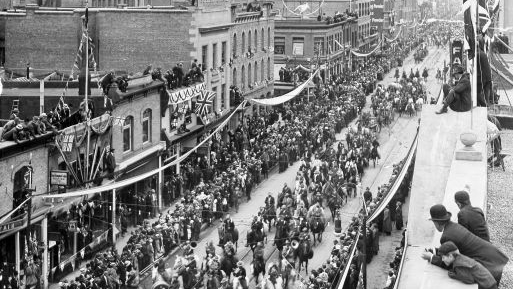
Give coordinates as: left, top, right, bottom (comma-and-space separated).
248, 63, 252, 86
261, 28, 265, 49
123, 116, 133, 152
268, 27, 271, 49
142, 109, 151, 143
241, 65, 246, 89
233, 33, 237, 57
248, 31, 252, 52
254, 29, 258, 51
242, 32, 246, 55
254, 61, 258, 82
261, 59, 264, 81
267, 57, 271, 79
232, 67, 237, 86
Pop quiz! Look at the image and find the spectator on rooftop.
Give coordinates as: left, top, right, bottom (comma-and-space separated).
454, 190, 490, 242
422, 204, 508, 285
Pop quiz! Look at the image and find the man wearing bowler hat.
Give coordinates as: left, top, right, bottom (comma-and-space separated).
454, 190, 490, 241
421, 204, 508, 285
436, 65, 472, 114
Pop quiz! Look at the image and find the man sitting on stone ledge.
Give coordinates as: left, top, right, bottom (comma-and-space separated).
436, 65, 472, 114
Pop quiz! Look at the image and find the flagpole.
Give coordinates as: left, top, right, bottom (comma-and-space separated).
84, 1, 90, 184
471, 0, 478, 129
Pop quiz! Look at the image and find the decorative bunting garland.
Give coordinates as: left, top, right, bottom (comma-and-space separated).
167, 83, 206, 105
350, 40, 383, 57
249, 70, 319, 106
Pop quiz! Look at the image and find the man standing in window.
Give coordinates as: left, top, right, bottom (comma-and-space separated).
103, 146, 116, 180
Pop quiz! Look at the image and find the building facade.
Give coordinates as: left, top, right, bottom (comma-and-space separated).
273, 16, 357, 94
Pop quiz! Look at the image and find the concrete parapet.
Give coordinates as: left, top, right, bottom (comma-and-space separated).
397, 106, 488, 289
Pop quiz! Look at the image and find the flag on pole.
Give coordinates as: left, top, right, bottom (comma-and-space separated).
489, 0, 500, 17
195, 90, 215, 116
478, 0, 491, 33
463, 0, 476, 60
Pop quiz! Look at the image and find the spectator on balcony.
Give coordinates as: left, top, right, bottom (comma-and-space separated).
422, 204, 508, 285
10, 108, 19, 120
173, 63, 185, 88
454, 190, 490, 242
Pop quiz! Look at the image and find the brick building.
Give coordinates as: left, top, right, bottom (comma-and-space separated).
273, 15, 357, 94
355, 0, 375, 50
228, 1, 275, 115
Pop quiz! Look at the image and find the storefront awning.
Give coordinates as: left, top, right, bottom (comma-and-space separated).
117, 142, 166, 171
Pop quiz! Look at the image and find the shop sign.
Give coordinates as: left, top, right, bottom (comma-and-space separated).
0, 219, 25, 234
50, 170, 68, 186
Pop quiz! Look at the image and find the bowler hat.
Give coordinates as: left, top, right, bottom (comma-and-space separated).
454, 191, 470, 204
438, 241, 458, 255
452, 65, 464, 75
429, 204, 452, 221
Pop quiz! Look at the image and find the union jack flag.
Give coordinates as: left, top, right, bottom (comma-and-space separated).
195, 90, 215, 116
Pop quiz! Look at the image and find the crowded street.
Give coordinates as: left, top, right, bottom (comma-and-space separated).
1, 1, 512, 288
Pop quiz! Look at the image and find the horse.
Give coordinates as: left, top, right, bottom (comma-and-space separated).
326, 192, 342, 222
297, 239, 313, 273
246, 228, 266, 252
274, 219, 288, 253
370, 146, 380, 167
406, 102, 416, 117
262, 205, 277, 232
309, 216, 325, 246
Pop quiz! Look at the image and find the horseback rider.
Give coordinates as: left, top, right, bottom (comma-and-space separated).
233, 261, 248, 289
282, 240, 296, 269
252, 242, 266, 283
265, 192, 275, 208
299, 227, 310, 241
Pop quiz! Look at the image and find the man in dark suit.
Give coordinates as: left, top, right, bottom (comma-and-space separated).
454, 190, 490, 242
436, 65, 472, 114
422, 205, 508, 285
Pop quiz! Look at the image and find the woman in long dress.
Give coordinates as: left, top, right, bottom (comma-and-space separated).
395, 201, 404, 230
383, 205, 392, 236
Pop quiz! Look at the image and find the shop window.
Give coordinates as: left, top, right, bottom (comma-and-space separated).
123, 116, 133, 152
274, 37, 285, 55
142, 109, 151, 143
